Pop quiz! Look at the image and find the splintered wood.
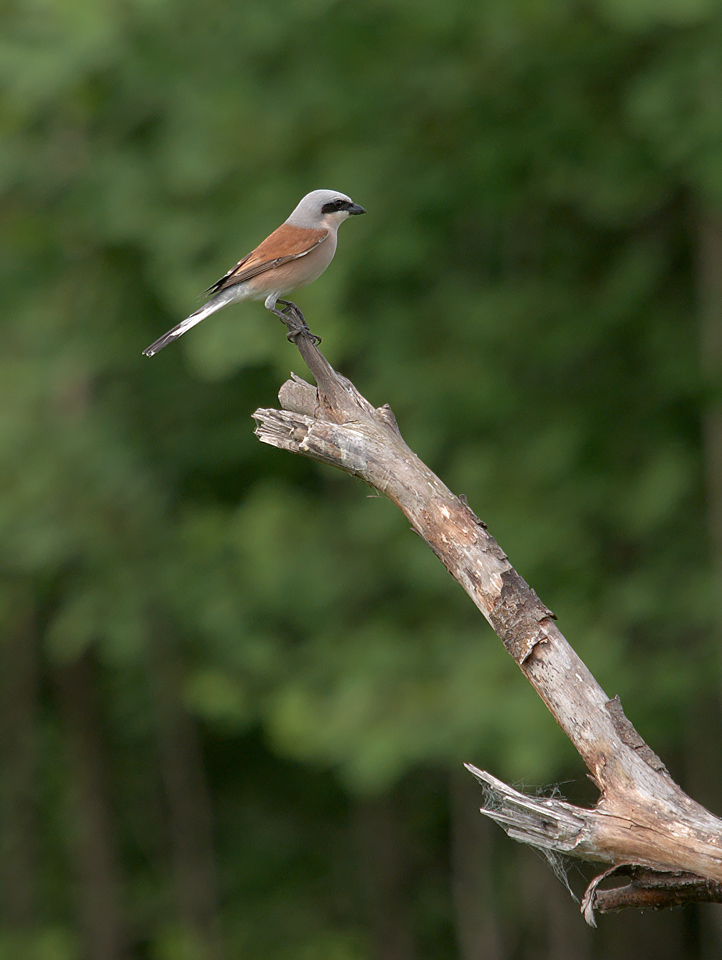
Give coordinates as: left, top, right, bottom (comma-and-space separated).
253, 328, 722, 923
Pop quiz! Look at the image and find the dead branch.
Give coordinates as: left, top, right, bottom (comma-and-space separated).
252, 326, 722, 924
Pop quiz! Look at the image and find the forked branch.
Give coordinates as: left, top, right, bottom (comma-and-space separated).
252, 328, 722, 924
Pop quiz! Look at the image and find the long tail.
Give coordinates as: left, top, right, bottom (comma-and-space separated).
142, 289, 236, 357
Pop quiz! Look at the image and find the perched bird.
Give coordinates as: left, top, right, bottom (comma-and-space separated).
142, 189, 365, 356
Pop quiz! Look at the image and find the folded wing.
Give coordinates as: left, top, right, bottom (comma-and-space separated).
206, 223, 328, 295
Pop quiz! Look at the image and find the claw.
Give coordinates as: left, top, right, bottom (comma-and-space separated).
271, 299, 321, 344
286, 328, 322, 345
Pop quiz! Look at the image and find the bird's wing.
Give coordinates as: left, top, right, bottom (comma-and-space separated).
205, 224, 329, 295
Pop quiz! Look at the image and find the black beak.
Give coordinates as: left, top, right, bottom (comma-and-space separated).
347, 203, 366, 215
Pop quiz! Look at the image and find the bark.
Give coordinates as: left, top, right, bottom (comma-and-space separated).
55, 652, 128, 960
522, 843, 593, 960
450, 770, 503, 960
252, 326, 722, 925
353, 793, 418, 960
696, 209, 722, 957
151, 632, 223, 960
0, 593, 39, 930
699, 212, 722, 574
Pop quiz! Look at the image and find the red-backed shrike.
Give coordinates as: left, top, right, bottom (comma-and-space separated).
142, 189, 365, 356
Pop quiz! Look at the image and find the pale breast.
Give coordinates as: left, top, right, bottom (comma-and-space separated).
243, 230, 338, 299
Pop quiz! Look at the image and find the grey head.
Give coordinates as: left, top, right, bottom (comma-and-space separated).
285, 189, 366, 230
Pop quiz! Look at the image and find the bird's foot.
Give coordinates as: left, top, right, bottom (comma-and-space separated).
272, 300, 322, 345
287, 325, 322, 346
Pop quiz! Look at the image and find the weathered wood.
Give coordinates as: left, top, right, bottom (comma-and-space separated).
253, 327, 722, 923
580, 866, 722, 922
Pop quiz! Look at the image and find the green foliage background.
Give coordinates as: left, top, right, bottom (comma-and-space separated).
1, 0, 722, 956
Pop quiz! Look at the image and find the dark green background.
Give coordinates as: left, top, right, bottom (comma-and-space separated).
2, 0, 722, 956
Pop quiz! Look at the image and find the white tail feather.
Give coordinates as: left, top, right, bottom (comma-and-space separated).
142, 289, 237, 357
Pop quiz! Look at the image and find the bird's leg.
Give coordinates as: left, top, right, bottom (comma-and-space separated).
275, 299, 304, 322
270, 299, 322, 344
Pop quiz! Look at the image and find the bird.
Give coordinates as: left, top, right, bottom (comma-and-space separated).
142, 189, 365, 357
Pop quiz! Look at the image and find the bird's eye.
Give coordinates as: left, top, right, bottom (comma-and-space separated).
321, 198, 349, 215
